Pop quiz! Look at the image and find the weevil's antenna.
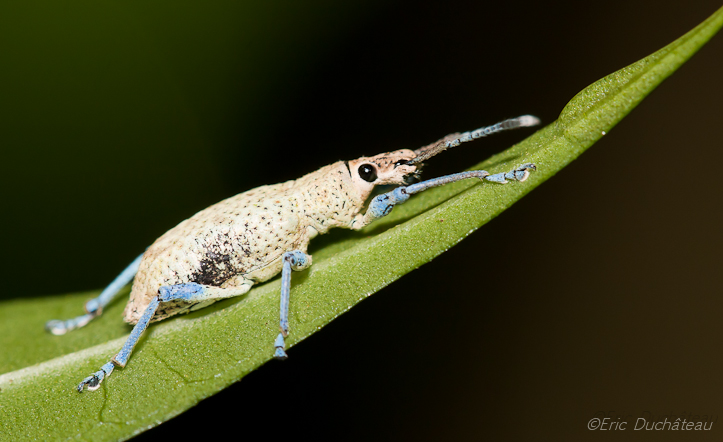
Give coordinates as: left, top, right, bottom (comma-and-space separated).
408, 115, 540, 165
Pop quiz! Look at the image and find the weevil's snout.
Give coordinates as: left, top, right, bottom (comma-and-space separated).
347, 149, 418, 197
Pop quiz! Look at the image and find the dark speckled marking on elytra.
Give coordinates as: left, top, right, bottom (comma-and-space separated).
193, 246, 237, 286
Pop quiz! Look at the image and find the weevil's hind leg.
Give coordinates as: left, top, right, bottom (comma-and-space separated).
350, 163, 537, 229
77, 280, 253, 392
274, 250, 312, 360
46, 253, 144, 335
77, 297, 159, 392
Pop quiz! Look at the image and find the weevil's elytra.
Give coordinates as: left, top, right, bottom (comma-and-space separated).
45, 115, 540, 391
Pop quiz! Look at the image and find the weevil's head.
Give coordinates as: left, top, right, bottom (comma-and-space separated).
347, 149, 420, 199
346, 115, 541, 202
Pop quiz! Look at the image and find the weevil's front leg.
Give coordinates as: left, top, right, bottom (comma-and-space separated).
274, 250, 312, 359
46, 253, 144, 335
77, 280, 253, 392
350, 163, 536, 229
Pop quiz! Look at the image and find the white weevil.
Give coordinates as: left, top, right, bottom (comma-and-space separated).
46, 115, 540, 391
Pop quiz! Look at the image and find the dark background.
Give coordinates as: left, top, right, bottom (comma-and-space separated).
1, 1, 722, 440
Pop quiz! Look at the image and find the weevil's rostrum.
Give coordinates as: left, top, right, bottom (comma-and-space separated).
46, 115, 540, 392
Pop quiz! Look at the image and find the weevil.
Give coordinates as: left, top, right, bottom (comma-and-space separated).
46, 115, 540, 392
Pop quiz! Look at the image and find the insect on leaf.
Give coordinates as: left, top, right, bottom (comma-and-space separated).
0, 6, 721, 441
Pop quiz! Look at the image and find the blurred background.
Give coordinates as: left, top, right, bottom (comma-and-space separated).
1, 0, 722, 440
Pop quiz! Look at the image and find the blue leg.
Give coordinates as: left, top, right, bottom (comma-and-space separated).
274, 250, 311, 360
77, 280, 252, 391
351, 163, 536, 228
77, 297, 159, 392
46, 253, 144, 335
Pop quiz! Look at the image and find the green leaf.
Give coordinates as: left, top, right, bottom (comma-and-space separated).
1, 6, 721, 440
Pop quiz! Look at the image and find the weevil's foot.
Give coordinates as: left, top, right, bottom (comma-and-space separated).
512, 163, 536, 181
274, 348, 288, 360
484, 172, 508, 184
485, 163, 537, 184
46, 319, 71, 335
77, 362, 115, 392
274, 333, 288, 360
77, 374, 102, 392
45, 313, 95, 335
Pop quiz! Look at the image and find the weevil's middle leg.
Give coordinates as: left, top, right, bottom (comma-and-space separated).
274, 250, 312, 360
350, 163, 536, 229
77, 280, 253, 392
46, 253, 144, 335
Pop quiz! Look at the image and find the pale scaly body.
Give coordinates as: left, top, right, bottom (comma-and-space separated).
125, 153, 412, 324
44, 115, 540, 392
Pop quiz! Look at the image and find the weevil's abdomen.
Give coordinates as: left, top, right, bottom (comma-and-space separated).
123, 183, 307, 324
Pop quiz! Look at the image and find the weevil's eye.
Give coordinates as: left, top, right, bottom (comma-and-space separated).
358, 164, 377, 182
394, 159, 409, 167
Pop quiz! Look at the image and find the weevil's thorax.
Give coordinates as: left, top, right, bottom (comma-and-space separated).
293, 149, 418, 233
292, 162, 366, 234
